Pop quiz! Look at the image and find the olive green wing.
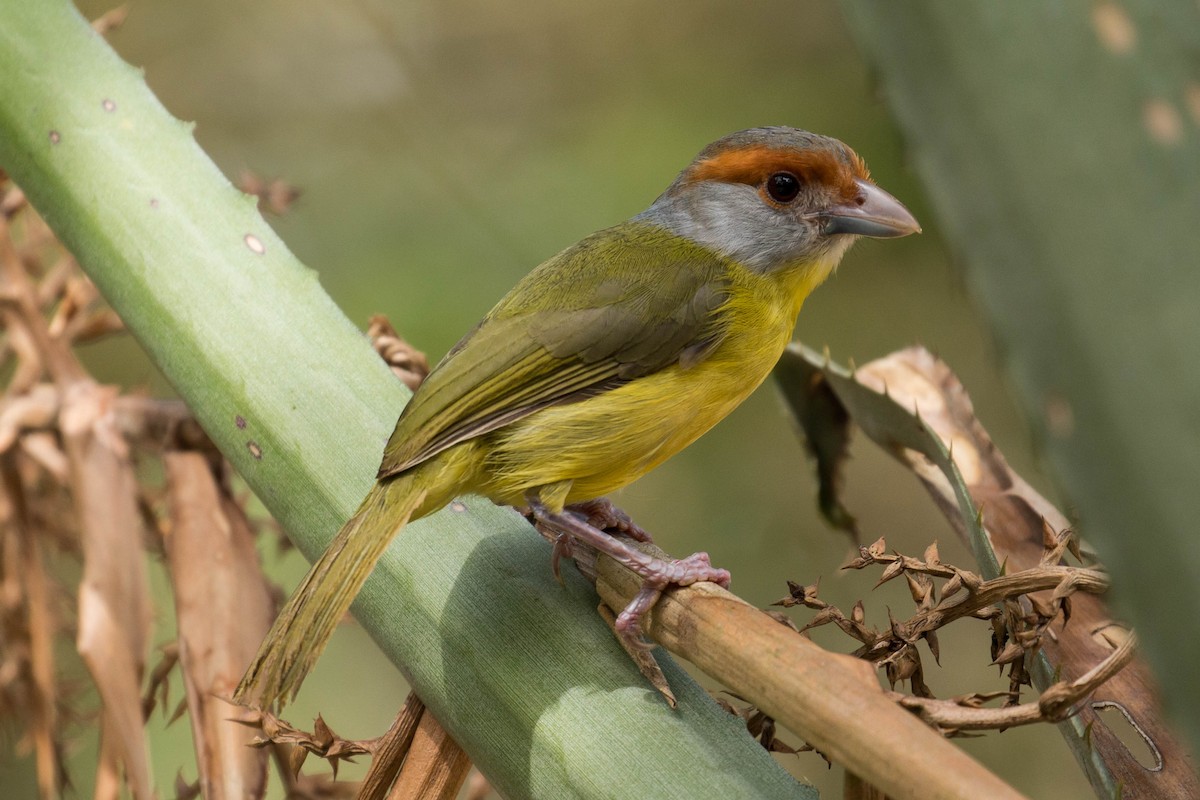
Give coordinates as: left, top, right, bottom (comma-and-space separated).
377, 223, 732, 479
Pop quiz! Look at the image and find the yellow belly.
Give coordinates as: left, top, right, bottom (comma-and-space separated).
475, 263, 815, 508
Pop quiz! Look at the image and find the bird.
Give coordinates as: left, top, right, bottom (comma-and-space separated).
234, 126, 920, 709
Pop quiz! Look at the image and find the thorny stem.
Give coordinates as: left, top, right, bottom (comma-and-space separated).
904, 566, 1109, 638
893, 634, 1137, 732
786, 535, 1124, 735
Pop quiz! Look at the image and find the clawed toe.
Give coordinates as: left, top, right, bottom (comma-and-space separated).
550, 533, 573, 584
608, 552, 731, 646
614, 592, 660, 651
567, 498, 653, 543
672, 551, 732, 589
528, 495, 730, 650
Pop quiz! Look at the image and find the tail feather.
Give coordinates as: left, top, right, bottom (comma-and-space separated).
234, 473, 428, 709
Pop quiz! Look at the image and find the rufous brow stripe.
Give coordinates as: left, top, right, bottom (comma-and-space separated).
687, 144, 869, 201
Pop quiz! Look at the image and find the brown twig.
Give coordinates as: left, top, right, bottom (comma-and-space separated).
357, 692, 426, 800
774, 527, 1112, 708
366, 315, 429, 391
592, 544, 1027, 800
164, 451, 274, 799
818, 539, 1108, 659
892, 633, 1137, 733
385, 707, 471, 800
241, 709, 374, 780
0, 452, 61, 799
852, 348, 1197, 796
1, 211, 153, 799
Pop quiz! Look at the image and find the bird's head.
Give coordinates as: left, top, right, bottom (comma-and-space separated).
638, 127, 920, 275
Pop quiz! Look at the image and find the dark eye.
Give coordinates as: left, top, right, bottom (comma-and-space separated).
766, 172, 801, 203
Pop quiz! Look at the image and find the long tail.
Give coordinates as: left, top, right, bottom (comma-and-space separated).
234, 472, 429, 709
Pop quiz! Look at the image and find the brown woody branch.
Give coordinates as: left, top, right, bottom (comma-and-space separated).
592, 545, 1026, 800
893, 632, 1137, 733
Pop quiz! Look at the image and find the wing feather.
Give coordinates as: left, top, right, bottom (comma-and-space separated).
378, 223, 732, 478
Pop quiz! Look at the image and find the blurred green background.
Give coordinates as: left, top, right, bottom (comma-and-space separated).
2, 0, 1094, 797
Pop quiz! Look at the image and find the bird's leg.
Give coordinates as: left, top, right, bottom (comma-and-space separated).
548, 530, 573, 584
525, 497, 647, 583
523, 509, 575, 584
564, 497, 652, 543
527, 495, 731, 646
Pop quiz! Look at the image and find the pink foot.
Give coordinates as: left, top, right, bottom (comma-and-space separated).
528, 495, 731, 649
567, 498, 652, 543
614, 552, 731, 639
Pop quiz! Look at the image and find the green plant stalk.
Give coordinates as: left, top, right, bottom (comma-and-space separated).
0, 3, 807, 797
839, 1, 1200, 758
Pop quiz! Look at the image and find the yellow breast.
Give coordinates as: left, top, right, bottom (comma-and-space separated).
476, 258, 829, 508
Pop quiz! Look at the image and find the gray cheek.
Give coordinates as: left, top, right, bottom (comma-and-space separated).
695, 192, 817, 272
638, 184, 821, 272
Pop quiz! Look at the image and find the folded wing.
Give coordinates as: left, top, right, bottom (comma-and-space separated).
377, 223, 732, 479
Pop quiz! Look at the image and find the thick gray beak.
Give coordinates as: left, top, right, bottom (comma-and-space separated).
823, 179, 921, 238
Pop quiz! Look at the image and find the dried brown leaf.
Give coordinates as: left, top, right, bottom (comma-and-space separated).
63, 381, 153, 800
0, 384, 59, 453
846, 348, 1193, 794
242, 709, 371, 778
18, 432, 69, 481
873, 558, 905, 588
289, 745, 308, 780
924, 629, 941, 666
1, 455, 63, 799
142, 643, 178, 720
358, 693, 425, 800
236, 171, 302, 217
991, 641, 1025, 667
173, 771, 201, 800
165, 452, 274, 798
367, 315, 430, 391
772, 580, 823, 609
797, 607, 839, 634
386, 710, 471, 800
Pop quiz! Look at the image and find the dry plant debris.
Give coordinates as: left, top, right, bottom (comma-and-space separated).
774, 344, 1198, 798
2, 167, 153, 799
0, 169, 466, 798
713, 693, 801, 757
775, 531, 1124, 735
239, 709, 374, 780
366, 314, 430, 391
357, 692, 426, 799
163, 451, 275, 798
237, 694, 472, 800
236, 170, 302, 217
